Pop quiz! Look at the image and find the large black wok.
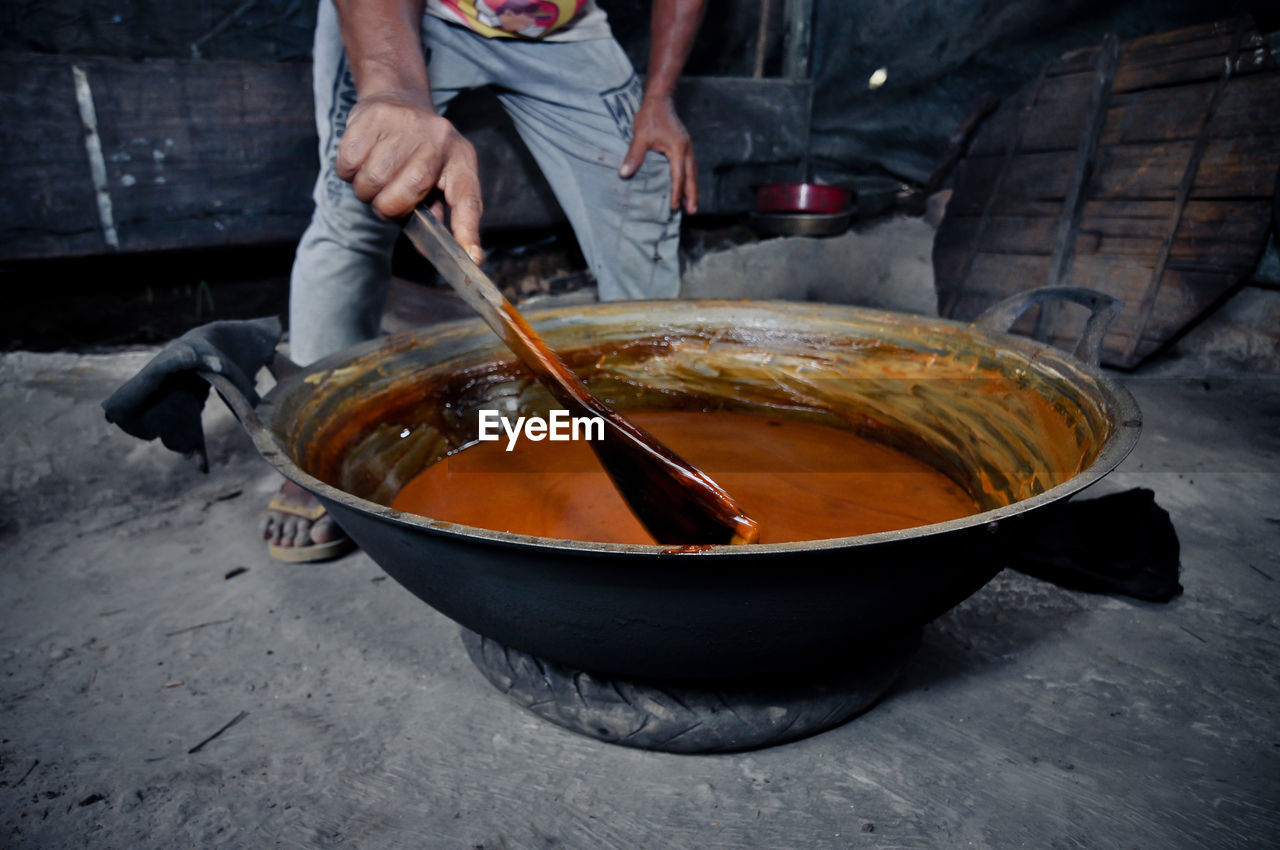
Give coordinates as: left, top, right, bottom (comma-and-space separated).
205, 288, 1139, 681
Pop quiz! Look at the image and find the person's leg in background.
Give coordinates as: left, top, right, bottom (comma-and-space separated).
500, 38, 681, 301
288, 0, 397, 369
264, 3, 481, 560
423, 18, 681, 301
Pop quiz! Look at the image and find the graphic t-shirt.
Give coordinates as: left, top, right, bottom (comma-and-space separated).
426, 0, 609, 41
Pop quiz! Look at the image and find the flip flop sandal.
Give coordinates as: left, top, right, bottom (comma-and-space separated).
266, 497, 355, 563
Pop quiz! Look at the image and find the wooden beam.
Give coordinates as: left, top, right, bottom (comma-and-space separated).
1035, 33, 1119, 340
782, 0, 813, 80
0, 54, 811, 261
752, 0, 773, 79
1046, 33, 1120, 290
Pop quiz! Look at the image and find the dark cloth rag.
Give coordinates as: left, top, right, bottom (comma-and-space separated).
102, 317, 283, 472
1006, 487, 1182, 602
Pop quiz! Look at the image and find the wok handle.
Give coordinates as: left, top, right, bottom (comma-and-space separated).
199, 370, 266, 432
197, 351, 301, 444
970, 286, 1123, 367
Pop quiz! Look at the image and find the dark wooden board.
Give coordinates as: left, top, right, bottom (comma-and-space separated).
934, 17, 1278, 369
971, 72, 1280, 156
1111, 38, 1275, 94
1, 61, 103, 252
952, 136, 1280, 211
0, 54, 810, 261
942, 255, 1233, 364
1045, 20, 1274, 77
1, 54, 318, 259
936, 199, 1271, 271
971, 22, 1276, 158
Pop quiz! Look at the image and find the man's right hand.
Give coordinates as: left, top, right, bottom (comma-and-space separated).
334, 89, 485, 265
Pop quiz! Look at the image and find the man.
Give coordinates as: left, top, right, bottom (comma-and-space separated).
262, 0, 707, 561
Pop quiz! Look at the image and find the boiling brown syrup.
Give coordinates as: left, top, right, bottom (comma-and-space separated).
391, 411, 980, 545
494, 303, 759, 545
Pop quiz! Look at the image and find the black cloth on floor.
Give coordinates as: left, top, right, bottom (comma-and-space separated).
1006, 487, 1182, 602
102, 317, 283, 472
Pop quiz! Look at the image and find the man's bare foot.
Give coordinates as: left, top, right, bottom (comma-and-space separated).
261, 479, 354, 563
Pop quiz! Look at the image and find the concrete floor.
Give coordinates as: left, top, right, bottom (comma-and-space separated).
2, 276, 1279, 847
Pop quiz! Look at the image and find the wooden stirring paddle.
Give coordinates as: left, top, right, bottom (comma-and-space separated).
404, 207, 759, 546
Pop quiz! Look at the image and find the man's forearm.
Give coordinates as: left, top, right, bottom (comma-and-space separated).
332, 0, 431, 98
327, 0, 483, 253
643, 0, 707, 100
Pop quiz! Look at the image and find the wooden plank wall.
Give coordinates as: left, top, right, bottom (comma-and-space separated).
934, 19, 1280, 368
0, 54, 810, 261
2, 55, 316, 259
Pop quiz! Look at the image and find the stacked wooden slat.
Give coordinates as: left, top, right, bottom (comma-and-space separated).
934, 19, 1279, 368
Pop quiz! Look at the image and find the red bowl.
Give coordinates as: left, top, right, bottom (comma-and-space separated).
756, 182, 852, 215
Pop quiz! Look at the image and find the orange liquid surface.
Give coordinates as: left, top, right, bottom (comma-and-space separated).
390, 411, 980, 544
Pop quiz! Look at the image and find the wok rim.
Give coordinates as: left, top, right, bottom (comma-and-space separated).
254, 299, 1142, 559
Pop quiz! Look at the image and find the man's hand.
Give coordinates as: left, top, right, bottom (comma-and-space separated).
619, 95, 697, 214
335, 89, 485, 264
619, 0, 706, 216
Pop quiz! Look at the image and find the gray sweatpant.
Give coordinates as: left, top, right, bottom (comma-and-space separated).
289, 4, 682, 365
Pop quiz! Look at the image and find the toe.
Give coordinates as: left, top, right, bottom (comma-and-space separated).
292, 517, 314, 548
264, 479, 342, 555
310, 514, 344, 546
265, 512, 286, 545
278, 516, 299, 547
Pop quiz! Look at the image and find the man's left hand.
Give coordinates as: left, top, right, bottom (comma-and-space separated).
618, 95, 697, 214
